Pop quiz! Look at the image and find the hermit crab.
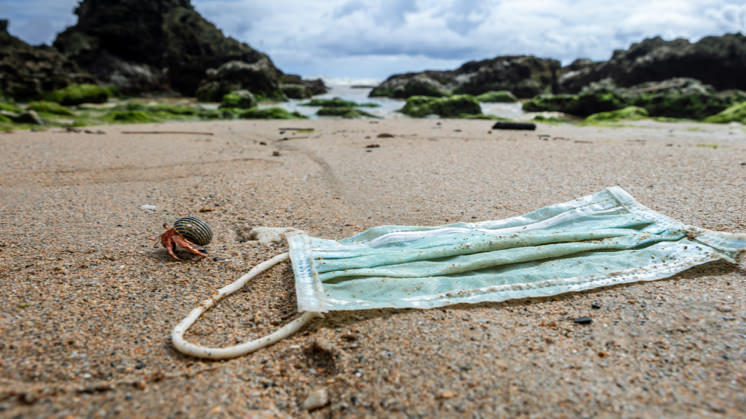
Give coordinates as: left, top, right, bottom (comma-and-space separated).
156, 216, 213, 260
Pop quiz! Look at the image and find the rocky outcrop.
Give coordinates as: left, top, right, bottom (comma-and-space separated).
281, 74, 328, 97
524, 78, 744, 119
0, 19, 90, 100
195, 58, 284, 101
370, 56, 560, 99
53, 0, 280, 96
558, 34, 746, 93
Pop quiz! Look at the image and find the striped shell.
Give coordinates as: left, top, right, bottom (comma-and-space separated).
173, 216, 213, 246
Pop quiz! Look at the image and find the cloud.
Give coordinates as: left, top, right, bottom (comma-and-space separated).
2, 0, 744, 78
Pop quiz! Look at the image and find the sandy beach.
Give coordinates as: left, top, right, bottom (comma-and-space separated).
1, 119, 744, 417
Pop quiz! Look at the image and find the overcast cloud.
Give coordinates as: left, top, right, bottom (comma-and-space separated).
2, 0, 745, 80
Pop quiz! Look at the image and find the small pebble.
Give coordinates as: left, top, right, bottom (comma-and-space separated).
302, 387, 329, 410
439, 390, 455, 399
272, 151, 281, 156
365, 144, 380, 149
591, 302, 601, 309
259, 141, 267, 145
573, 316, 593, 325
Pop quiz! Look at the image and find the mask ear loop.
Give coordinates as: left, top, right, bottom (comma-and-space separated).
171, 252, 322, 360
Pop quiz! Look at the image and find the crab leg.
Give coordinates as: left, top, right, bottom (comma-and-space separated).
173, 234, 209, 258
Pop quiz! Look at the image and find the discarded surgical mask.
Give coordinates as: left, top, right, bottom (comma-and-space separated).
173, 186, 745, 359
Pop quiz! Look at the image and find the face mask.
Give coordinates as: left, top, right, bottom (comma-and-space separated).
173, 186, 745, 359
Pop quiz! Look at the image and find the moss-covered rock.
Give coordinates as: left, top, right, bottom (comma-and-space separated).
704, 101, 746, 124
523, 94, 572, 112
220, 90, 256, 109
27, 101, 75, 116
584, 106, 648, 123
0, 102, 23, 113
49, 84, 112, 105
281, 84, 311, 99
316, 107, 377, 118
370, 74, 451, 98
475, 90, 517, 103
238, 107, 306, 119
400, 95, 482, 118
195, 59, 285, 103
103, 110, 160, 123
630, 79, 732, 119
300, 97, 379, 108
523, 78, 729, 119
195, 81, 222, 102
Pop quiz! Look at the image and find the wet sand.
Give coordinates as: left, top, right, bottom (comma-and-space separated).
1, 119, 744, 417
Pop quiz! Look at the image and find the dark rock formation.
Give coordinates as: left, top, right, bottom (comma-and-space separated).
370, 56, 560, 99
0, 19, 90, 100
281, 74, 328, 97
399, 95, 482, 117
558, 34, 746, 93
195, 58, 283, 101
53, 0, 280, 96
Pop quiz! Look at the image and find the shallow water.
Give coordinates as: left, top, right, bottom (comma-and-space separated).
260, 83, 535, 120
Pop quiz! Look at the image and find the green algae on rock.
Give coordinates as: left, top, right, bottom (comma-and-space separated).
239, 107, 306, 119
27, 101, 75, 116
704, 102, 746, 124
301, 97, 380, 108
400, 95, 482, 118
316, 107, 378, 118
281, 84, 311, 99
49, 84, 112, 105
584, 106, 649, 123
220, 90, 256, 109
476, 91, 518, 103
523, 78, 742, 120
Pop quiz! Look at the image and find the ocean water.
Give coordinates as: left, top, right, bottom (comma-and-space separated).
260, 80, 533, 120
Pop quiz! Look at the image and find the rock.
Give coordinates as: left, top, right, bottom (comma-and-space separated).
280, 84, 311, 99
0, 110, 43, 125
584, 106, 648, 123
0, 19, 91, 100
219, 90, 256, 109
54, 0, 281, 96
281, 74, 328, 95
476, 90, 518, 103
705, 102, 746, 124
370, 73, 451, 98
195, 58, 284, 102
49, 83, 112, 105
524, 78, 739, 119
371, 56, 559, 99
558, 33, 746, 93
491, 121, 536, 130
317, 107, 377, 118
302, 387, 329, 411
399, 95, 482, 117
573, 316, 593, 325
301, 78, 328, 96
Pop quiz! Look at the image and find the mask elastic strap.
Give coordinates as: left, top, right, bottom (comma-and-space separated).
171, 252, 322, 360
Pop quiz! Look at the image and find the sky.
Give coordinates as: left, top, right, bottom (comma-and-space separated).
2, 0, 745, 80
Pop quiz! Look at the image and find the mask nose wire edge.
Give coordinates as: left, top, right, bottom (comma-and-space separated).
171, 252, 322, 360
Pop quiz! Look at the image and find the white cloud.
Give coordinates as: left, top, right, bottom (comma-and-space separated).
3, 0, 744, 79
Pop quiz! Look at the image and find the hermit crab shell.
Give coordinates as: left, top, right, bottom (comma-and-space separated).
173, 216, 213, 246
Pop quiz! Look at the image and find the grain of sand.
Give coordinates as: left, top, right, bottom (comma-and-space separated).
0, 119, 744, 417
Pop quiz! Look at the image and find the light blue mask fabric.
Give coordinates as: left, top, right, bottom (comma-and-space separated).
173, 186, 745, 359
288, 186, 745, 312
